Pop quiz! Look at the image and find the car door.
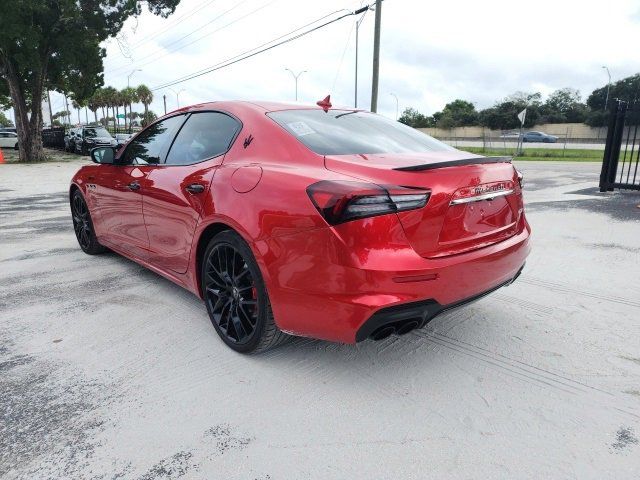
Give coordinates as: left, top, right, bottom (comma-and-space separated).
74, 129, 84, 153
142, 111, 242, 273
90, 114, 187, 259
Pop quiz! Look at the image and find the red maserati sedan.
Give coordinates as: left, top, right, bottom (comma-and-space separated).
70, 100, 530, 353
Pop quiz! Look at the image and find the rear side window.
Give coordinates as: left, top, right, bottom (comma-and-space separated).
165, 112, 240, 165
121, 114, 185, 165
267, 109, 453, 156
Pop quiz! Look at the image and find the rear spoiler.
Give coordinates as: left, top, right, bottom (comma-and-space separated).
393, 156, 512, 172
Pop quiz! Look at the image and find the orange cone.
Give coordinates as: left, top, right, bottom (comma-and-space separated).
0, 149, 5, 164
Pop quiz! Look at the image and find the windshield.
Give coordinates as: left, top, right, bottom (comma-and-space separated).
268, 109, 454, 156
84, 127, 111, 138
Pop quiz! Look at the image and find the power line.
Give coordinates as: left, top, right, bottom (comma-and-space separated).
148, 7, 349, 88
331, 15, 356, 92
151, 5, 371, 91
106, 0, 256, 76
138, 0, 249, 56
106, 0, 218, 63
106, 0, 220, 64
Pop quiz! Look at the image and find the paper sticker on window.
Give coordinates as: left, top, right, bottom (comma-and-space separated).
288, 121, 315, 137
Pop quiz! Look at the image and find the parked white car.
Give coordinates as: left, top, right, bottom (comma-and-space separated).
0, 131, 18, 149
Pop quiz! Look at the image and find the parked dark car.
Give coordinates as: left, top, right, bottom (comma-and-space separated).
64, 128, 78, 152
73, 126, 117, 155
522, 131, 558, 143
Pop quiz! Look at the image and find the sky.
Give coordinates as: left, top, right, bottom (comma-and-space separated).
8, 0, 640, 123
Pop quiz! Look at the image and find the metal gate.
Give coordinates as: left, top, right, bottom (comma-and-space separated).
599, 102, 640, 191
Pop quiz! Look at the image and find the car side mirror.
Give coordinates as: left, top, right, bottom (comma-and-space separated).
90, 146, 115, 164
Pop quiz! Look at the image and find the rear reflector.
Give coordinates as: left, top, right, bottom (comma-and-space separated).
307, 180, 430, 225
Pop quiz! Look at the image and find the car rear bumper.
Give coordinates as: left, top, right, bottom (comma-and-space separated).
355, 263, 525, 342
257, 215, 531, 344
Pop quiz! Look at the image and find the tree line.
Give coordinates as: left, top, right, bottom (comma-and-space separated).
55, 84, 157, 129
400, 73, 640, 130
0, 0, 180, 162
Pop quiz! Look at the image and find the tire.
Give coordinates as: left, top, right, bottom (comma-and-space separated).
14, 143, 18, 150
71, 190, 106, 255
201, 231, 290, 354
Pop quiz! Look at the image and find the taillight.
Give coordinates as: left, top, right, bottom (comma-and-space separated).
306, 180, 430, 225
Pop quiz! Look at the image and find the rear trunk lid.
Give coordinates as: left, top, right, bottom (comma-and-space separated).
324, 151, 524, 258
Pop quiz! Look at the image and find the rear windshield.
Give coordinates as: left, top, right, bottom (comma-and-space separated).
267, 109, 453, 155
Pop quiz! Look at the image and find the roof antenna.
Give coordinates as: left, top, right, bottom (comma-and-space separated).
316, 95, 332, 112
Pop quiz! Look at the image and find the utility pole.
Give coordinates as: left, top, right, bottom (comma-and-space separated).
354, 7, 370, 108
602, 65, 611, 110
284, 68, 306, 101
370, 0, 382, 112
163, 95, 167, 115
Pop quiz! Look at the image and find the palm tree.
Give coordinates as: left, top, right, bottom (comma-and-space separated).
121, 87, 137, 132
136, 84, 153, 123
114, 91, 122, 131
71, 99, 82, 125
95, 88, 107, 124
101, 87, 118, 130
88, 91, 101, 124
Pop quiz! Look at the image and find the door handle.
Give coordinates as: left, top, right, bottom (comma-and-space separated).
127, 181, 141, 191
185, 183, 205, 194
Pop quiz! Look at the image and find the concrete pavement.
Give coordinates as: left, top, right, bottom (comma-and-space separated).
1, 159, 639, 479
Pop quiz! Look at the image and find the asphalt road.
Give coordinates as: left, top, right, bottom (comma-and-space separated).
1, 160, 639, 479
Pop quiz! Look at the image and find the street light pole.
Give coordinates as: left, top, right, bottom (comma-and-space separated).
602, 66, 611, 110
169, 88, 186, 108
284, 68, 307, 101
127, 69, 141, 88
389, 93, 398, 120
370, 0, 382, 112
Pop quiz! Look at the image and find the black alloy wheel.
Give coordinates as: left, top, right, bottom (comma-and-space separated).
202, 231, 289, 353
71, 190, 106, 255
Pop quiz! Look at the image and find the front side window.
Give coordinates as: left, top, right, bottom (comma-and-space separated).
165, 112, 240, 165
267, 109, 454, 156
120, 115, 185, 165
